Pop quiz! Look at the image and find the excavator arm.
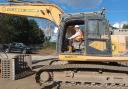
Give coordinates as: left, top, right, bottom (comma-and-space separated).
0, 3, 63, 26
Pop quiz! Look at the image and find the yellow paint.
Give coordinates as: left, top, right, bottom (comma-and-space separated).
89, 41, 106, 51
59, 55, 128, 62
0, 4, 63, 26
111, 35, 127, 55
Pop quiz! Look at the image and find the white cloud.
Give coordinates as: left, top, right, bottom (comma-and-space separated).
54, 27, 58, 34
113, 23, 120, 28
113, 21, 128, 28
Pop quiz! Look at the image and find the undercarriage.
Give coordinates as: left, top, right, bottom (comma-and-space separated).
35, 61, 128, 89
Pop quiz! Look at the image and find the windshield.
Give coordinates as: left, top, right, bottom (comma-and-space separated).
87, 19, 109, 39
86, 19, 111, 56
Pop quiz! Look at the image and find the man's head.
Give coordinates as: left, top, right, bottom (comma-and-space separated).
74, 25, 80, 32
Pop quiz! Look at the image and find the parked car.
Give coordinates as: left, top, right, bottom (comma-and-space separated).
4, 42, 32, 54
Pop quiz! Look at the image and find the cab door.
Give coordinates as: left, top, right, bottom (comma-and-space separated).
85, 18, 112, 56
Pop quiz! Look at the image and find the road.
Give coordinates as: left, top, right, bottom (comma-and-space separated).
0, 53, 57, 89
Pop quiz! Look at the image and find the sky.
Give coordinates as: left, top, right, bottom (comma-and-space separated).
0, 0, 128, 28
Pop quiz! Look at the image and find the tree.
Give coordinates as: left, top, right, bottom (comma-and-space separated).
28, 19, 45, 44
123, 24, 128, 29
0, 14, 45, 45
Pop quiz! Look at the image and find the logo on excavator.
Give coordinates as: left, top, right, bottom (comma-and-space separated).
65, 55, 77, 58
1, 7, 48, 13
2, 7, 39, 12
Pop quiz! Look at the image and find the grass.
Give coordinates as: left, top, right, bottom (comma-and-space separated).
42, 42, 56, 50
36, 42, 56, 55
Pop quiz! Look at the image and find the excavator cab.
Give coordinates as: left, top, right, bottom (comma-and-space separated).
58, 12, 112, 57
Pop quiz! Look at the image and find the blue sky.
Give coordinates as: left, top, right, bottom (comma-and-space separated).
52, 0, 128, 25
101, 0, 128, 24
0, 0, 128, 26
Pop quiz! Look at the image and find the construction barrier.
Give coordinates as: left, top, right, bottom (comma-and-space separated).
1, 54, 33, 80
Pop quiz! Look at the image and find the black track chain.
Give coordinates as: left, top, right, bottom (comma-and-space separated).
35, 64, 128, 89
37, 64, 128, 73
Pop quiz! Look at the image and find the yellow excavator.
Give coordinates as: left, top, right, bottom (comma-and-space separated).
0, 1, 128, 89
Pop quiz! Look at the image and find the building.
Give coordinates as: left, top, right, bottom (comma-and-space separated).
111, 29, 128, 55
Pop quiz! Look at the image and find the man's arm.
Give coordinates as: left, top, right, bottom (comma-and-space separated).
69, 31, 81, 39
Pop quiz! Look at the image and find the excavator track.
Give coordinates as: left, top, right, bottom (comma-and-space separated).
35, 62, 128, 89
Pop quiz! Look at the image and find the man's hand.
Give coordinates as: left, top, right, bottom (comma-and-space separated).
68, 38, 71, 40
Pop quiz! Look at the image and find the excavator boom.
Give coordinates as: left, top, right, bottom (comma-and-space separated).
0, 3, 63, 26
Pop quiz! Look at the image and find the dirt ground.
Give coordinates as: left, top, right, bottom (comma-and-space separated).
34, 48, 56, 56
0, 74, 41, 89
